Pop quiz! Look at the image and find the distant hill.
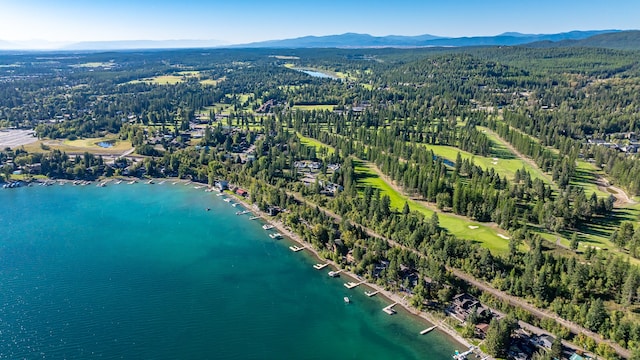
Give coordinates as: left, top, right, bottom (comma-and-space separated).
0, 30, 634, 51
238, 33, 444, 48
62, 39, 226, 50
236, 30, 620, 48
527, 30, 640, 50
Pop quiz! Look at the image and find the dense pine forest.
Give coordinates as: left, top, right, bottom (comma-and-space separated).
2, 45, 640, 359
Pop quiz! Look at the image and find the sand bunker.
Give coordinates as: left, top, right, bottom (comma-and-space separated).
497, 234, 510, 240
468, 225, 479, 229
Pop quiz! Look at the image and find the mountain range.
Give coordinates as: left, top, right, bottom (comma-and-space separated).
1, 30, 639, 51
237, 30, 621, 48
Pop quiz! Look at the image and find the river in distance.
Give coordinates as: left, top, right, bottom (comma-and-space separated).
0, 183, 461, 359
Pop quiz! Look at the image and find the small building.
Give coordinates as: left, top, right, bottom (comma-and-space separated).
215, 180, 229, 191
537, 334, 554, 349
235, 188, 248, 197
475, 323, 490, 338
266, 206, 281, 216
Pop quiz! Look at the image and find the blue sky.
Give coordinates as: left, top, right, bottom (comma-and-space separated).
0, 0, 638, 44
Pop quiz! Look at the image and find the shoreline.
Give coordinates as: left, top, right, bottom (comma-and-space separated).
225, 190, 480, 356
12, 177, 481, 356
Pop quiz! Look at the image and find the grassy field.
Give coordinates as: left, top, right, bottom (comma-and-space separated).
572, 159, 610, 198
422, 141, 553, 186
128, 71, 202, 85
293, 105, 334, 111
128, 75, 184, 85
353, 160, 512, 254
23, 136, 132, 154
199, 76, 225, 86
477, 126, 556, 185
478, 123, 640, 262
296, 133, 335, 157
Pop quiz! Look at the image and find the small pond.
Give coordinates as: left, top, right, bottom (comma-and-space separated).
292, 68, 338, 80
97, 141, 115, 148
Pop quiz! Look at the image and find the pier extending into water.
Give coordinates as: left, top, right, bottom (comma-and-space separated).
344, 281, 365, 289
364, 290, 379, 297
289, 245, 306, 252
453, 346, 477, 360
328, 270, 342, 277
420, 325, 437, 335
382, 303, 397, 315
249, 216, 260, 220
313, 263, 328, 270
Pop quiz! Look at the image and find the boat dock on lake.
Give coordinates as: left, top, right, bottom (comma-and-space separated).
289, 245, 306, 252
269, 233, 283, 239
420, 325, 437, 335
382, 303, 397, 315
236, 210, 251, 215
344, 281, 365, 289
328, 270, 342, 277
453, 347, 477, 360
364, 290, 379, 297
313, 263, 328, 270
249, 216, 260, 220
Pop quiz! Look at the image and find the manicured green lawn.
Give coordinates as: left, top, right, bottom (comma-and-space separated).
353, 160, 512, 254
572, 159, 610, 198
296, 132, 335, 157
421, 141, 552, 186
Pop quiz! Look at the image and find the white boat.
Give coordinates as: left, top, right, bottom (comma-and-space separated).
344, 297, 350, 303
269, 233, 282, 239
328, 271, 340, 278
262, 224, 274, 230
223, 198, 231, 202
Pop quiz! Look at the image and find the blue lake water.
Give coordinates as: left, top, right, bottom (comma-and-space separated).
0, 184, 460, 359
97, 141, 114, 148
293, 68, 338, 80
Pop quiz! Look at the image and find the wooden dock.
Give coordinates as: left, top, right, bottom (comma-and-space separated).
328, 270, 342, 277
344, 281, 365, 289
249, 216, 260, 220
289, 245, 306, 252
420, 325, 437, 335
382, 303, 397, 315
313, 263, 329, 270
364, 290, 379, 297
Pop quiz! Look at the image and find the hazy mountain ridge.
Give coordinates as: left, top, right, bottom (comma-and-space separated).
0, 30, 635, 50
237, 30, 621, 48
526, 30, 640, 50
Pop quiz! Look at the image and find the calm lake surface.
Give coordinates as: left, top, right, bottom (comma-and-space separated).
293, 68, 339, 80
0, 184, 460, 359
